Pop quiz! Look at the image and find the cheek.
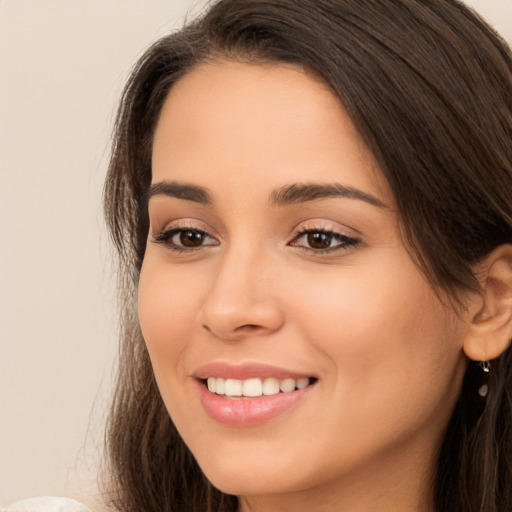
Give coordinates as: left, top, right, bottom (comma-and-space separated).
137, 256, 204, 382
282, 264, 464, 475
284, 251, 464, 408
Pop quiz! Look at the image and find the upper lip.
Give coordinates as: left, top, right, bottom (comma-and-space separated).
193, 362, 314, 380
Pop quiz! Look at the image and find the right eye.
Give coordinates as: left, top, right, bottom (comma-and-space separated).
152, 227, 219, 252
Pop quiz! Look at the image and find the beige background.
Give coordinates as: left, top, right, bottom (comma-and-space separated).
1, 0, 511, 506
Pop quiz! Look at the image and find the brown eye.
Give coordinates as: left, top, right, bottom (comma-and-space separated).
307, 232, 333, 249
289, 228, 360, 254
152, 227, 218, 252
179, 230, 206, 247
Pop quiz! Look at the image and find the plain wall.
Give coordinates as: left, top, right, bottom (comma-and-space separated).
1, 0, 511, 507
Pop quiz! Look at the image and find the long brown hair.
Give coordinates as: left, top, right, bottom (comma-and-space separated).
103, 1, 512, 511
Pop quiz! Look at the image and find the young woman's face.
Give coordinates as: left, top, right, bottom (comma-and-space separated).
139, 61, 469, 509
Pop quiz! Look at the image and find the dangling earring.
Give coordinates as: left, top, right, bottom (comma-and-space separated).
478, 360, 490, 397
479, 360, 490, 373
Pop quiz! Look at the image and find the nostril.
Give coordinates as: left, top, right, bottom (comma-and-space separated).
236, 324, 260, 331
202, 322, 264, 338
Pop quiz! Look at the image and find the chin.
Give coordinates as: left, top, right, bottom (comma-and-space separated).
205, 469, 300, 497
194, 448, 310, 497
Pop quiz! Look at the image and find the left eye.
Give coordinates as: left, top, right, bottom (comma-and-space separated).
175, 229, 207, 247
153, 228, 218, 250
290, 230, 359, 252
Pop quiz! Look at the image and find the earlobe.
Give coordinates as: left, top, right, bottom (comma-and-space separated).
463, 244, 512, 362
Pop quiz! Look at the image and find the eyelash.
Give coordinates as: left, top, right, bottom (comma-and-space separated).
152, 226, 218, 253
289, 226, 360, 254
151, 225, 360, 255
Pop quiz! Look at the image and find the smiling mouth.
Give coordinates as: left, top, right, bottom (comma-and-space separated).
204, 377, 317, 398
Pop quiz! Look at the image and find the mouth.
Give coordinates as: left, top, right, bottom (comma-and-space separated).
197, 376, 316, 426
203, 376, 317, 398
194, 362, 317, 425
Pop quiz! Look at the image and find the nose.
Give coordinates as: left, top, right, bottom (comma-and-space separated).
200, 244, 285, 341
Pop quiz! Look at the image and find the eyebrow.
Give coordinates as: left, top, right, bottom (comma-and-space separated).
269, 182, 386, 208
146, 180, 386, 209
146, 181, 213, 205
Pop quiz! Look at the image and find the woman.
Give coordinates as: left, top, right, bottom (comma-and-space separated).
6, 0, 511, 511
102, 0, 512, 511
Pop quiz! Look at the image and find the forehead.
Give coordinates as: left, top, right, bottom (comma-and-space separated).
151, 60, 389, 200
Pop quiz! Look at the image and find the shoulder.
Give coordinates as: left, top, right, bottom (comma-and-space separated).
1, 497, 93, 512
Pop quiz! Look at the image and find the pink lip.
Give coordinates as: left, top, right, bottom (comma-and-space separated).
197, 380, 313, 427
194, 361, 312, 380
193, 362, 316, 427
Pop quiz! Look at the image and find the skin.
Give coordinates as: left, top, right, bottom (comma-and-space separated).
138, 61, 471, 512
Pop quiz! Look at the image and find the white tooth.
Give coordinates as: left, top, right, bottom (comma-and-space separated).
296, 377, 309, 390
225, 379, 243, 397
215, 378, 225, 395
242, 378, 263, 397
262, 377, 280, 396
207, 377, 216, 392
280, 378, 296, 393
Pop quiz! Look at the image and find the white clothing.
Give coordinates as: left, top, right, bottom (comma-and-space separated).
1, 497, 92, 512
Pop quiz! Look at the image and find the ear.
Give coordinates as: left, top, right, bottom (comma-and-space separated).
463, 244, 512, 362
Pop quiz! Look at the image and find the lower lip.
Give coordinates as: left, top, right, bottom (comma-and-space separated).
198, 381, 313, 427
